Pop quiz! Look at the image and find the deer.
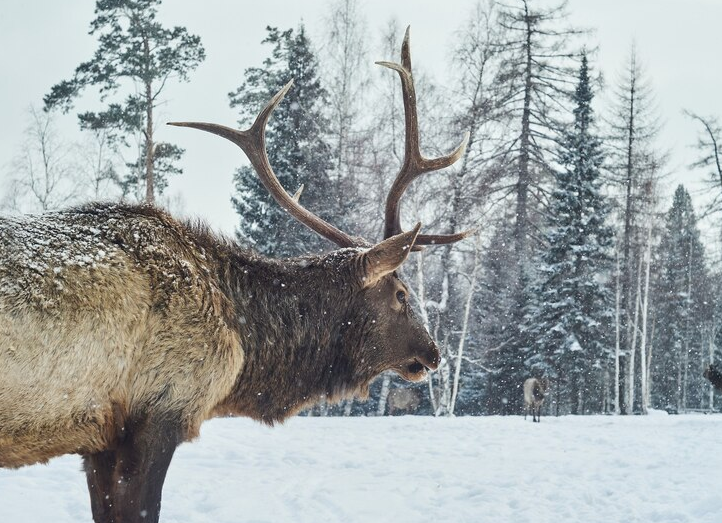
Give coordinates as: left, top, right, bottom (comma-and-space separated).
386, 387, 422, 415
0, 28, 472, 523
704, 364, 722, 392
523, 377, 549, 422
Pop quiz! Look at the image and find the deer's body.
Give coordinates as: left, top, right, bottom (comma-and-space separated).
1, 203, 412, 469
523, 378, 547, 423
0, 205, 240, 467
704, 364, 722, 392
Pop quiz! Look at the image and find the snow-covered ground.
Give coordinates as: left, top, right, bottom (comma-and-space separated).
1, 413, 720, 523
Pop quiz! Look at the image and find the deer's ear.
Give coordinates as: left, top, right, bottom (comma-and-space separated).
357, 224, 421, 288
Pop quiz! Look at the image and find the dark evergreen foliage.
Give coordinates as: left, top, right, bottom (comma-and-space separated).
521, 55, 614, 415
479, 221, 529, 414
229, 26, 335, 257
652, 185, 710, 411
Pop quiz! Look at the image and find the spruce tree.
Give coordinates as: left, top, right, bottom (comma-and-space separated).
44, 0, 205, 203
229, 26, 334, 257
652, 185, 709, 411
522, 55, 614, 415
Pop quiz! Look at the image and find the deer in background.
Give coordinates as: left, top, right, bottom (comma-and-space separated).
704, 364, 722, 392
524, 378, 549, 422
387, 387, 422, 415
0, 28, 472, 523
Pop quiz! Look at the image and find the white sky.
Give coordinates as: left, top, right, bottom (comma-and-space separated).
1, 0, 720, 237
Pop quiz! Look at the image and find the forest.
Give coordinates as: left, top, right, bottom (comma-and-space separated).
2, 0, 720, 418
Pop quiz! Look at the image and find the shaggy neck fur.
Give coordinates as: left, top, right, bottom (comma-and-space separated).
210, 243, 378, 424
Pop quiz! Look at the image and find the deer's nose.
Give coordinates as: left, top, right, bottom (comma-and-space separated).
426, 344, 441, 370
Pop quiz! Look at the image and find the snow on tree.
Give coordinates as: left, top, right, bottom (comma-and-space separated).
651, 185, 711, 412
483, 0, 585, 414
229, 26, 335, 257
521, 55, 614, 415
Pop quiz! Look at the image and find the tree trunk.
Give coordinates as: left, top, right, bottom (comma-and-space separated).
449, 237, 481, 415
143, 35, 155, 204
646, 314, 655, 407
639, 222, 653, 414
614, 245, 622, 414
620, 58, 637, 415
627, 252, 643, 413
514, 4, 534, 267
376, 374, 391, 416
709, 326, 716, 411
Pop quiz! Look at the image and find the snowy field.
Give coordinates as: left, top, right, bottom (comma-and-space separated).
1, 414, 720, 523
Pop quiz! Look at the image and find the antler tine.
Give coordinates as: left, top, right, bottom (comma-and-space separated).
169, 80, 366, 249
376, 26, 472, 246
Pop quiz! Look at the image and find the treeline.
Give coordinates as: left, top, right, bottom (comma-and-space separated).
3, 0, 721, 416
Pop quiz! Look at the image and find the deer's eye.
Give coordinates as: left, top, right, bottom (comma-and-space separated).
396, 290, 406, 304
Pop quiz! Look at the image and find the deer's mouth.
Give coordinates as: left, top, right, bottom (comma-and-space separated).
396, 357, 435, 382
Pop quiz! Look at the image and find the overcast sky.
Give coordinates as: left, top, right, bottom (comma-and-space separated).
1, 0, 720, 238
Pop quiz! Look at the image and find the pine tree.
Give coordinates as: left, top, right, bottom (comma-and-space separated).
44, 0, 205, 203
522, 55, 614, 415
652, 185, 709, 411
229, 26, 334, 257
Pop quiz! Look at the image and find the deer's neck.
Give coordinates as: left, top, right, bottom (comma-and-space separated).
214, 251, 370, 424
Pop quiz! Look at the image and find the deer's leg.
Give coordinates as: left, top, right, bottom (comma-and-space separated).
83, 450, 117, 523
110, 414, 183, 523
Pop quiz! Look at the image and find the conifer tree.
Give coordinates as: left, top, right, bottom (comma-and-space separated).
44, 0, 205, 203
229, 26, 334, 257
652, 185, 709, 411
522, 55, 614, 414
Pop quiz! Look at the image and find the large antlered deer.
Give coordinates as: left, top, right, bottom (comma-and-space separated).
0, 29, 471, 523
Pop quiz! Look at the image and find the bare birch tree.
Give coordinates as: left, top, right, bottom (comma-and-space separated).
4, 107, 79, 213
605, 45, 664, 413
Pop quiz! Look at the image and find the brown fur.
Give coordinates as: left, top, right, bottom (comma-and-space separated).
1, 202, 440, 521
523, 377, 548, 422
704, 364, 722, 392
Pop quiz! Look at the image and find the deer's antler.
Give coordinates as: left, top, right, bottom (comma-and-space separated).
169, 81, 367, 249
377, 27, 471, 246
170, 27, 472, 252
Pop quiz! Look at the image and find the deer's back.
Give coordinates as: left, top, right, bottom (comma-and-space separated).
0, 204, 243, 467
523, 378, 545, 405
